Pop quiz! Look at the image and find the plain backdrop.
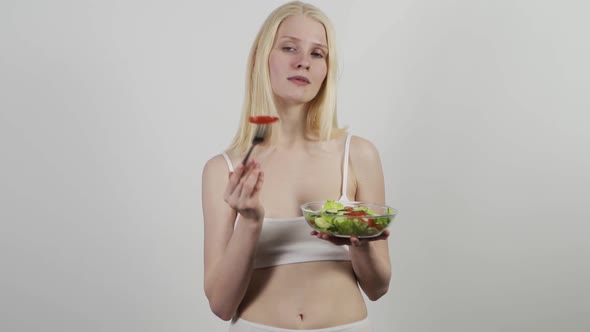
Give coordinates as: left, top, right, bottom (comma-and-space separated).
1, 0, 589, 331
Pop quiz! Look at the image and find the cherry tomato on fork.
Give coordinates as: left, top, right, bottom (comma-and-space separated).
249, 116, 279, 124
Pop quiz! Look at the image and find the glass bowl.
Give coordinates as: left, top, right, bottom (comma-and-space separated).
300, 200, 398, 238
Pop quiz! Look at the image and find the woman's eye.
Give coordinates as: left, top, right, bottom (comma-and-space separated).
312, 52, 324, 58
282, 46, 296, 52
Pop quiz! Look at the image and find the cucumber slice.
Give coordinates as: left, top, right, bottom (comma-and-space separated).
314, 217, 331, 230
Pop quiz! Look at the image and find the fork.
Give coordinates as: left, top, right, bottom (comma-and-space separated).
241, 124, 269, 165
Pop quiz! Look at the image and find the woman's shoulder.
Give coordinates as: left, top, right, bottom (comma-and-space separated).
346, 134, 382, 173
348, 134, 380, 158
202, 151, 235, 177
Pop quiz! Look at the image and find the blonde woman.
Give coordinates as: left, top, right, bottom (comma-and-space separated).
201, 2, 391, 331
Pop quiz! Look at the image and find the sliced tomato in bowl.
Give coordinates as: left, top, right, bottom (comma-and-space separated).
344, 211, 367, 217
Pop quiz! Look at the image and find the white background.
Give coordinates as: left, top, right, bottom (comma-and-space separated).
1, 0, 589, 331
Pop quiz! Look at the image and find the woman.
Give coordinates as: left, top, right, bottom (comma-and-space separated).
201, 2, 391, 331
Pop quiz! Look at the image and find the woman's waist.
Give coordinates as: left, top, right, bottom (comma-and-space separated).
237, 261, 367, 328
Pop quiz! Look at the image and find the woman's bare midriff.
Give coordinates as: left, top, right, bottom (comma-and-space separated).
236, 260, 367, 329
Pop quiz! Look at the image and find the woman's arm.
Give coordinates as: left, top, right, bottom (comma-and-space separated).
347, 136, 392, 301
202, 156, 265, 320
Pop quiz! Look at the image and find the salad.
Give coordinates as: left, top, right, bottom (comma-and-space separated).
303, 200, 394, 237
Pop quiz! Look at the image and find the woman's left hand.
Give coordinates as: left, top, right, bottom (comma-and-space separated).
310, 229, 390, 247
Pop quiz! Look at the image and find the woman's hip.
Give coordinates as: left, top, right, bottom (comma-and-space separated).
228, 316, 373, 332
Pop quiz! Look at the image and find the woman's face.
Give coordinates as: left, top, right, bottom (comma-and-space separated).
268, 15, 328, 107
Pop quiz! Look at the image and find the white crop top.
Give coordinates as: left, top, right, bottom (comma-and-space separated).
221, 134, 353, 269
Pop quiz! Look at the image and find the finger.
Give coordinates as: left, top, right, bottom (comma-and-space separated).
251, 170, 265, 195
238, 160, 256, 179
240, 160, 258, 181
232, 163, 253, 192
235, 163, 247, 177
227, 178, 245, 206
317, 233, 331, 241
224, 170, 239, 200
375, 230, 390, 241
227, 164, 246, 191
350, 236, 362, 247
239, 166, 261, 198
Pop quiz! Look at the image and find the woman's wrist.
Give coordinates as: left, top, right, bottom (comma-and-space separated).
236, 215, 264, 232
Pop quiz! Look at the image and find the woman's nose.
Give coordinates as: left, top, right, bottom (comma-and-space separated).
297, 62, 310, 69
295, 54, 310, 70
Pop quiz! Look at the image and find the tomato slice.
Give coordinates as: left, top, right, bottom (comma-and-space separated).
249, 116, 279, 124
345, 211, 366, 216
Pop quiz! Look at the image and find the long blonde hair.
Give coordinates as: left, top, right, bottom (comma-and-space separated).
228, 1, 346, 154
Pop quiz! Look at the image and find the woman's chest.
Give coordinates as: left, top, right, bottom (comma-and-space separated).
257, 152, 353, 218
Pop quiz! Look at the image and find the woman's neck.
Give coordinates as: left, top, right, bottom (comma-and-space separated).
275, 103, 309, 147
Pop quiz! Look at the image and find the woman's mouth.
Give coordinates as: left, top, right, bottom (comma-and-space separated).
288, 76, 310, 85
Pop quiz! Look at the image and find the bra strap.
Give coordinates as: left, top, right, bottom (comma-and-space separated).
221, 151, 234, 172
340, 134, 352, 202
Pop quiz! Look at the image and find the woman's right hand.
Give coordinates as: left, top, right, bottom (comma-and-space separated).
223, 160, 265, 222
